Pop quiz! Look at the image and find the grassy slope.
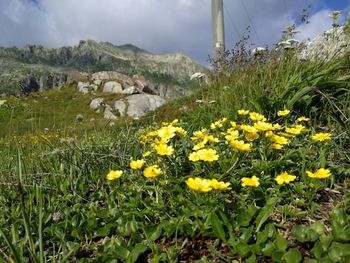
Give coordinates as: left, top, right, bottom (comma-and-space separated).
0, 52, 349, 262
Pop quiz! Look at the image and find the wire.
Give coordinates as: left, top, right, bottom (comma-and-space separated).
223, 2, 241, 40
239, 0, 261, 42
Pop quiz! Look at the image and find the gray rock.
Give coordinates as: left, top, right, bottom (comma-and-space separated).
120, 86, 139, 95
125, 94, 166, 117
92, 71, 134, 86
103, 81, 123, 93
77, 81, 90, 94
93, 79, 102, 86
90, 98, 104, 110
114, 100, 127, 116
104, 105, 118, 120
155, 84, 190, 99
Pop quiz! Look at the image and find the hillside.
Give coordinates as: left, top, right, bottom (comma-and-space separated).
0, 40, 206, 95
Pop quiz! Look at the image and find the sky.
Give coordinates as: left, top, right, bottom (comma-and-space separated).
0, 0, 348, 65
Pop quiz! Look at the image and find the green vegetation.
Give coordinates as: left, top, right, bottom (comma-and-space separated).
0, 43, 350, 262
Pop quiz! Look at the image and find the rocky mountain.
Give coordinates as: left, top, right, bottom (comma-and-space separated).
0, 40, 206, 95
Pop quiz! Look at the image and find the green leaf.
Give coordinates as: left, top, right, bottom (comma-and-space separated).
261, 242, 275, 257
237, 205, 257, 227
310, 221, 325, 235
115, 245, 130, 260
328, 242, 350, 262
311, 241, 324, 259
144, 225, 162, 242
272, 250, 284, 263
331, 208, 348, 226
255, 197, 279, 232
283, 248, 302, 263
275, 234, 289, 251
210, 212, 226, 242
331, 221, 350, 242
237, 243, 251, 258
127, 243, 148, 263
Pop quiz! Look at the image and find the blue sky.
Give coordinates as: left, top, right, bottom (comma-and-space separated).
1, 0, 348, 65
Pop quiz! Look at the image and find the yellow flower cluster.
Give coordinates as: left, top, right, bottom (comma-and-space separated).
189, 148, 219, 162
186, 177, 231, 192
105, 110, 334, 195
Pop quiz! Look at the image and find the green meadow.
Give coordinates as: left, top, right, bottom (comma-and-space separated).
0, 47, 349, 262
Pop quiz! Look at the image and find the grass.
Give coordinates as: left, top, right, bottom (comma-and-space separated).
0, 48, 349, 262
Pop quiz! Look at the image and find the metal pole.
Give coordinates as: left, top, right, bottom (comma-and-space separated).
211, 0, 225, 58
348, 0, 350, 21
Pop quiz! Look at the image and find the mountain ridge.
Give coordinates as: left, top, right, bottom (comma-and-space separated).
0, 40, 206, 95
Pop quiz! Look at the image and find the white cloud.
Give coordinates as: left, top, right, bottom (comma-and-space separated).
297, 9, 333, 42
0, 0, 340, 64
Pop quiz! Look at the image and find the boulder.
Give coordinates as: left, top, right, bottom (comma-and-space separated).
104, 105, 118, 120
155, 84, 189, 99
0, 100, 6, 107
103, 81, 123, 93
91, 71, 134, 86
125, 94, 166, 118
90, 98, 104, 110
114, 100, 127, 116
120, 86, 140, 95
132, 75, 148, 89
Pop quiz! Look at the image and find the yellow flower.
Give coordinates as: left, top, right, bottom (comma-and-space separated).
230, 121, 238, 128
175, 127, 187, 136
306, 168, 332, 179
143, 165, 163, 178
241, 176, 260, 187
191, 129, 208, 141
311, 133, 332, 142
273, 123, 284, 130
193, 139, 208, 151
142, 151, 152, 157
297, 116, 310, 122
277, 109, 290, 117
249, 112, 266, 121
254, 121, 274, 132
106, 170, 123, 180
265, 131, 274, 137
285, 127, 302, 135
157, 126, 177, 142
189, 148, 219, 162
154, 143, 174, 156
210, 179, 231, 190
204, 135, 220, 143
240, 124, 258, 134
210, 118, 227, 129
275, 172, 296, 185
238, 109, 250, 115
130, 159, 145, 170
225, 130, 240, 142
229, 140, 252, 152
271, 134, 288, 145
245, 133, 259, 141
186, 177, 212, 192
269, 143, 284, 150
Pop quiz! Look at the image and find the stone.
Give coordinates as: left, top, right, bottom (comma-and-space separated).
104, 105, 118, 120
0, 100, 6, 107
120, 86, 139, 95
190, 72, 206, 81
90, 98, 104, 110
77, 81, 90, 94
93, 79, 102, 86
103, 81, 123, 93
114, 100, 127, 116
132, 75, 148, 89
125, 94, 166, 118
154, 84, 189, 99
91, 71, 134, 86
